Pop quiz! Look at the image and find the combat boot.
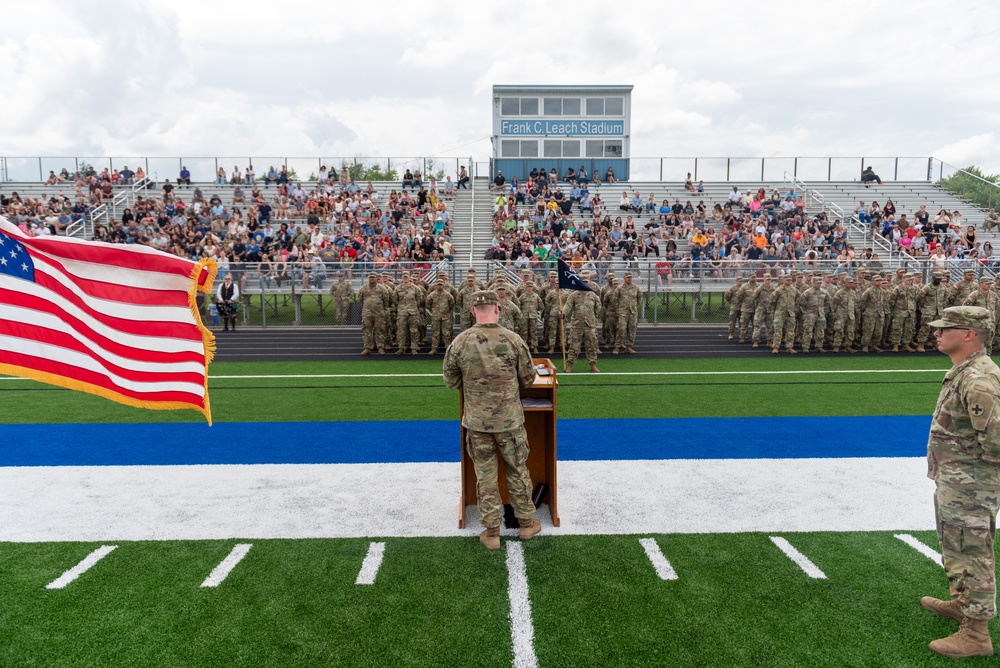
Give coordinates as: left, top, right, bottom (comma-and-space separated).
786, 346, 797, 354
728, 333, 734, 340
845, 345, 857, 353
861, 345, 869, 353
428, 348, 437, 355
815, 345, 827, 353
547, 346, 554, 354
519, 518, 541, 540
411, 349, 419, 356
902, 344, 915, 353
929, 618, 994, 658
873, 345, 884, 353
921, 596, 964, 622
395, 348, 405, 355
361, 348, 371, 356
772, 347, 779, 355
479, 526, 501, 551
801, 345, 810, 353
589, 362, 600, 373
915, 344, 926, 353
378, 348, 385, 355
565, 361, 574, 373
739, 337, 747, 344
626, 346, 636, 354
752, 341, 759, 348
891, 344, 899, 353
612, 347, 620, 354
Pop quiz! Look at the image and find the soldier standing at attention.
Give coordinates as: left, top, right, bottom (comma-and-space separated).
751, 275, 775, 349
916, 271, 949, 353
737, 274, 758, 344
601, 273, 619, 350
613, 270, 642, 354
799, 275, 828, 353
357, 271, 387, 355
965, 277, 1000, 352
562, 280, 602, 373
329, 271, 354, 326
921, 306, 1000, 658
426, 276, 456, 355
442, 290, 541, 551
394, 272, 424, 355
544, 277, 563, 354
495, 280, 522, 332
726, 277, 745, 340
769, 275, 798, 355
859, 274, 888, 353
518, 280, 544, 354
457, 272, 480, 331
540, 271, 559, 349
830, 275, 858, 354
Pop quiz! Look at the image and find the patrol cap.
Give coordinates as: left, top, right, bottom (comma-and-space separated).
467, 268, 477, 274
471, 290, 499, 307
896, 267, 906, 274
964, 269, 976, 276
368, 271, 378, 278
401, 271, 411, 278
981, 276, 993, 284
495, 280, 508, 289
929, 306, 992, 330
747, 273, 757, 280
548, 271, 557, 277
933, 270, 949, 279
623, 271, 633, 278
436, 275, 445, 283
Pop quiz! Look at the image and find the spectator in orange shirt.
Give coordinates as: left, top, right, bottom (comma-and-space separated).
752, 231, 768, 249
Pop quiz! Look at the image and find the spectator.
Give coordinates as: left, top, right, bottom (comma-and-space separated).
861, 166, 882, 186
684, 173, 695, 192
457, 165, 470, 189
178, 166, 191, 186
493, 170, 506, 191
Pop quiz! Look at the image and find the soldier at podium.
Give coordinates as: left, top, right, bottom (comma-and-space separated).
442, 290, 542, 551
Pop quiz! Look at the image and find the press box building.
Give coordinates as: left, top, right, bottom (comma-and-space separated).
491, 85, 633, 182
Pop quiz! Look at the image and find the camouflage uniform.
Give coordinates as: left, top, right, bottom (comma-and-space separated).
768, 278, 798, 353
357, 273, 388, 353
544, 285, 563, 351
426, 281, 456, 353
442, 296, 537, 531
614, 273, 642, 352
926, 307, 1000, 623
457, 278, 480, 331
831, 278, 858, 352
564, 286, 601, 368
888, 276, 918, 350
859, 278, 889, 351
799, 278, 828, 352
725, 279, 745, 339
751, 277, 775, 347
601, 275, 619, 348
917, 272, 950, 350
496, 284, 522, 332
951, 273, 979, 307
737, 276, 758, 342
964, 279, 1000, 351
518, 284, 544, 353
395, 276, 424, 353
380, 275, 398, 346
539, 273, 559, 347
329, 274, 354, 326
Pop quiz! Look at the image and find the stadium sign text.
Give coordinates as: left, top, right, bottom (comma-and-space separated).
500, 120, 624, 136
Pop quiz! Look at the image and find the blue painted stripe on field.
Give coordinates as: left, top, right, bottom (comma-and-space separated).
0, 416, 930, 467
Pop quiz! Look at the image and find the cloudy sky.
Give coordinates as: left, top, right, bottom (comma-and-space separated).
3, 0, 999, 182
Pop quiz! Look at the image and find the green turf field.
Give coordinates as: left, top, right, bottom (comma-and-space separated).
2, 356, 989, 667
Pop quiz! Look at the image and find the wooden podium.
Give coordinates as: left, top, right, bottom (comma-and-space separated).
459, 358, 560, 528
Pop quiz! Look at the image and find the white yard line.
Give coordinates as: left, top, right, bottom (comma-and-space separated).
505, 542, 539, 668
355, 542, 386, 585
639, 538, 678, 580
769, 537, 827, 579
894, 533, 943, 567
45, 545, 117, 590
200, 543, 252, 588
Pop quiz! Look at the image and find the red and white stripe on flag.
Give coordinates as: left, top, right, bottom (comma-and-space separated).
0, 216, 217, 424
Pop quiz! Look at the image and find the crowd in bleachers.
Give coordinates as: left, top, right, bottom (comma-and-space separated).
1, 164, 461, 284
485, 166, 861, 284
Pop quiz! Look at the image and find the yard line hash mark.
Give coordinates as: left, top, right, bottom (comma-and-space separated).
895, 533, 943, 567
201, 543, 252, 588
46, 545, 117, 590
506, 542, 539, 668
355, 542, 386, 585
639, 538, 678, 580
770, 536, 827, 579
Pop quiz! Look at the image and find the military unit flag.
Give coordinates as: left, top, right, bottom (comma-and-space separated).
0, 216, 217, 423
556, 258, 594, 292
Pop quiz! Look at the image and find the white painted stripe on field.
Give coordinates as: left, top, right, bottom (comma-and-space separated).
506, 542, 538, 668
894, 533, 943, 566
0, 458, 936, 541
639, 538, 678, 580
45, 545, 117, 589
355, 542, 386, 585
201, 543, 252, 588
770, 536, 827, 579
200, 368, 944, 380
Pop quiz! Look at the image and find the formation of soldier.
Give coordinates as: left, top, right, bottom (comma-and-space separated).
726, 268, 1000, 354
353, 266, 643, 366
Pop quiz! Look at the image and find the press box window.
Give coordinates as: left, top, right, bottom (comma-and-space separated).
501, 140, 538, 157
585, 97, 624, 116
543, 97, 583, 116
544, 140, 581, 158
500, 97, 539, 116
585, 140, 623, 158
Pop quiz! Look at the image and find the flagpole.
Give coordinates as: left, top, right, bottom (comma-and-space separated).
558, 286, 568, 371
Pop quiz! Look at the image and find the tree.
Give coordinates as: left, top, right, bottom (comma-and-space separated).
337, 160, 398, 182
936, 165, 1000, 211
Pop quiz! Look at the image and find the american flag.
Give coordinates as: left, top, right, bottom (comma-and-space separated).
0, 216, 216, 423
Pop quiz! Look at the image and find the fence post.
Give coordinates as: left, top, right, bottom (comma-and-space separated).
761, 158, 765, 181
694, 157, 698, 182
894, 157, 899, 181
794, 157, 798, 178
38, 157, 42, 181
828, 157, 832, 181
659, 157, 663, 182
726, 158, 731, 182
